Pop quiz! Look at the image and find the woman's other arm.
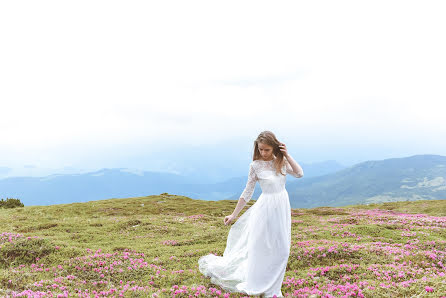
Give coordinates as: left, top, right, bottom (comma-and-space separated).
285, 155, 304, 178
234, 162, 257, 216
231, 197, 248, 218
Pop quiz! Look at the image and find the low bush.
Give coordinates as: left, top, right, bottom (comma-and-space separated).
0, 198, 24, 209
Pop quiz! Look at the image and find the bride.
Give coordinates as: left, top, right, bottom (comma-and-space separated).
198, 130, 304, 297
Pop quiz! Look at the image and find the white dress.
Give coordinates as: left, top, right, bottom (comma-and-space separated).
198, 157, 303, 298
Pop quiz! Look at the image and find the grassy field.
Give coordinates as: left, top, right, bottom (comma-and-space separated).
0, 194, 445, 297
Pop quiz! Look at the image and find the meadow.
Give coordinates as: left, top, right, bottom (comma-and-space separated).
0, 194, 445, 297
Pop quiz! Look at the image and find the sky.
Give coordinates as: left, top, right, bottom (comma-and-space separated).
1, 0, 445, 177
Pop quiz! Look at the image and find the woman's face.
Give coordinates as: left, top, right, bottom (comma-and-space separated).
258, 142, 274, 160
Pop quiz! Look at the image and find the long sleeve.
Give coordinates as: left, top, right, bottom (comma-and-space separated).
285, 158, 304, 178
239, 162, 258, 203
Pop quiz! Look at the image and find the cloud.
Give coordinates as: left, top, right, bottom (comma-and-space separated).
0, 0, 445, 168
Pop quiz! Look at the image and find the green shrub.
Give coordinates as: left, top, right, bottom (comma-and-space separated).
0, 198, 24, 209
0, 237, 55, 268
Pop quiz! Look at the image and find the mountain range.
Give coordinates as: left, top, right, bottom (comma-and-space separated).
0, 154, 445, 208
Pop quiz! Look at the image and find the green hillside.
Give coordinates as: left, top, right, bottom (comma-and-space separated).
0, 194, 445, 297
288, 154, 446, 208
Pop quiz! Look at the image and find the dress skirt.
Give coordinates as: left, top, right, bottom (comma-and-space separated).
198, 188, 292, 298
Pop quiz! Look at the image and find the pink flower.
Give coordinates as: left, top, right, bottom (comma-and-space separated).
425, 286, 434, 293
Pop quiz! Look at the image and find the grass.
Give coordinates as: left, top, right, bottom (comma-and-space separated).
0, 194, 445, 297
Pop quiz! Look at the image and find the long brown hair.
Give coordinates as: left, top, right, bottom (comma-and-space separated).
252, 131, 287, 176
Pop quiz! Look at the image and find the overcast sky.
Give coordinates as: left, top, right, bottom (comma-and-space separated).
1, 0, 445, 176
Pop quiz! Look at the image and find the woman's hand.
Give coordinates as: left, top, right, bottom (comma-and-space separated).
279, 142, 290, 158
224, 214, 236, 225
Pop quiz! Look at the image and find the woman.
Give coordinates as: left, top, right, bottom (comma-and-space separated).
198, 131, 304, 297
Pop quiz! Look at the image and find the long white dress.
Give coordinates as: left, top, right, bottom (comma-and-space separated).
198, 157, 303, 298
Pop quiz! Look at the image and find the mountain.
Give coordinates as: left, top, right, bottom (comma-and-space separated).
0, 168, 200, 206
0, 160, 343, 206
286, 154, 446, 208
296, 159, 346, 177
1, 154, 444, 208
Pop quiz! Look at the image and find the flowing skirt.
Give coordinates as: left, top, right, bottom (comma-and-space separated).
198, 188, 292, 298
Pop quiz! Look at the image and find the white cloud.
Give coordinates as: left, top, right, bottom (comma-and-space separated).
0, 0, 445, 169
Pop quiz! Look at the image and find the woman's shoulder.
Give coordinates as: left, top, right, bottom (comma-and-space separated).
249, 160, 260, 169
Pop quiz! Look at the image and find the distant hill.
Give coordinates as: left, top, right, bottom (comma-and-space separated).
0, 160, 344, 206
1, 154, 445, 208
286, 154, 446, 208
0, 168, 199, 206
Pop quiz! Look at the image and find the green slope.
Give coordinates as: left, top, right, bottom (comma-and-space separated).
0, 194, 445, 297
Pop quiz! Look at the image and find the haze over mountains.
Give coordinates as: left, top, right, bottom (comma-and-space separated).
1, 154, 445, 208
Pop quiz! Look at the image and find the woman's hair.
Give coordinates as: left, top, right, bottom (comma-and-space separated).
252, 130, 287, 176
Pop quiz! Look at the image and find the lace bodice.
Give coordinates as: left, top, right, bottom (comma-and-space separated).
239, 158, 303, 203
